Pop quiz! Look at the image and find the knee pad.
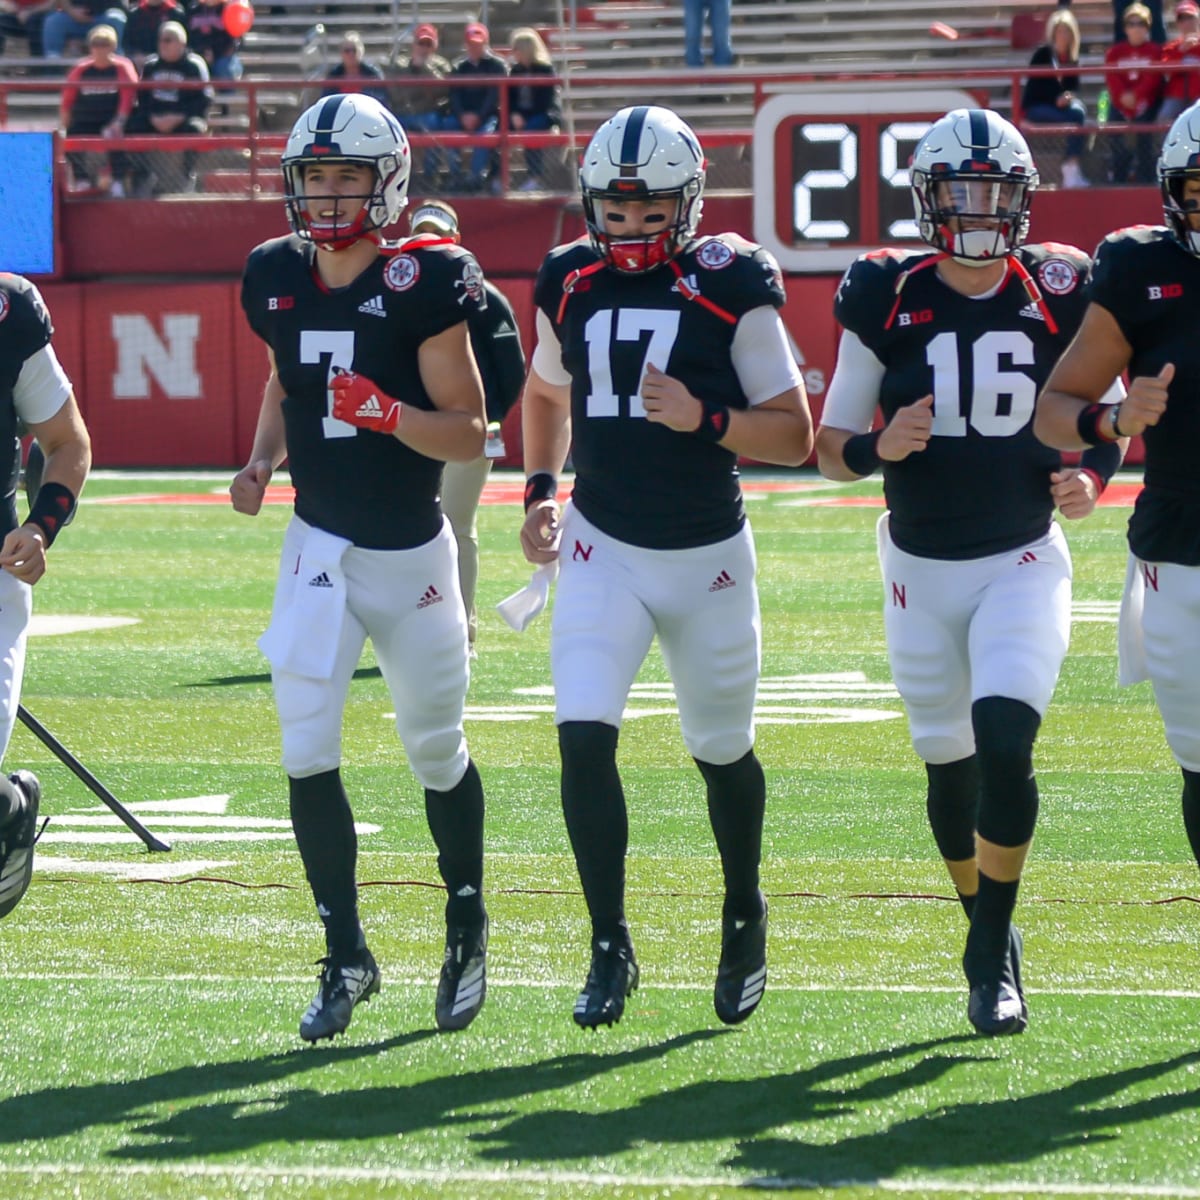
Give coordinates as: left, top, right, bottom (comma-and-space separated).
558, 720, 619, 780
407, 728, 469, 793
925, 756, 979, 862
972, 696, 1040, 847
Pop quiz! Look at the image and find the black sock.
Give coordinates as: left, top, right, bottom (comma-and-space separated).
695, 750, 766, 920
958, 891, 976, 920
425, 758, 486, 927
1182, 769, 1200, 871
558, 720, 628, 943
925, 756, 980, 862
289, 770, 363, 962
964, 872, 1019, 981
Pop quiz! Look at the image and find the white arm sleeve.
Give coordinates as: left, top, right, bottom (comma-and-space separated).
729, 305, 804, 405
14, 343, 72, 426
530, 308, 573, 388
820, 329, 886, 434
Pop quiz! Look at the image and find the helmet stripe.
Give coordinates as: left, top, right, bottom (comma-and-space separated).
968, 108, 991, 153
309, 94, 347, 154
618, 106, 650, 176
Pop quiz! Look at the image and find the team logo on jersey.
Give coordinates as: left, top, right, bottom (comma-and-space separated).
697, 239, 735, 270
267, 296, 295, 311
1037, 258, 1079, 295
455, 260, 485, 306
672, 272, 701, 298
384, 254, 420, 292
1148, 282, 1184, 299
0, 292, 8, 323
357, 295, 387, 318
1018, 302, 1046, 322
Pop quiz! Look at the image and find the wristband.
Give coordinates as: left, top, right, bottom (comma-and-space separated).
524, 471, 558, 512
1079, 438, 1122, 492
1078, 468, 1106, 497
842, 429, 883, 477
694, 398, 731, 443
1076, 403, 1122, 446
25, 481, 76, 547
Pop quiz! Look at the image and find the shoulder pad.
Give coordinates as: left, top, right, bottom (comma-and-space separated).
834, 248, 933, 335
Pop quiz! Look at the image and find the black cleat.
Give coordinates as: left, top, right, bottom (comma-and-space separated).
574, 935, 639, 1029
966, 925, 1028, 1037
714, 899, 768, 1025
436, 913, 488, 1031
299, 948, 380, 1043
0, 770, 42, 920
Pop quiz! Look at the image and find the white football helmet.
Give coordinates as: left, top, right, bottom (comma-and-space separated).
282, 93, 411, 250
910, 108, 1038, 266
1159, 99, 1200, 255
579, 105, 705, 273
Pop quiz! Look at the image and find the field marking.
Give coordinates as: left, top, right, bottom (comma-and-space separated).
5, 973, 1200, 999
0, 1161, 1196, 1197
29, 614, 140, 636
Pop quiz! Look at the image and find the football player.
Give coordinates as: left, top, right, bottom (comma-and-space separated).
0, 274, 92, 922
407, 199, 526, 657
231, 93, 491, 1042
1036, 100, 1200, 891
519, 105, 813, 1029
816, 109, 1125, 1036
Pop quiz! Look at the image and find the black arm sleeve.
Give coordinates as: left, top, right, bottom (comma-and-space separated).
470, 281, 527, 422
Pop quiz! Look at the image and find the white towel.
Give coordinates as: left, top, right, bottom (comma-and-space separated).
258, 528, 352, 679
496, 561, 558, 632
1117, 554, 1149, 687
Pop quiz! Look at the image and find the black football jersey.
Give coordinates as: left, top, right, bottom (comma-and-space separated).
534, 234, 788, 550
835, 243, 1092, 560
0, 274, 54, 536
241, 235, 486, 549
1087, 225, 1200, 565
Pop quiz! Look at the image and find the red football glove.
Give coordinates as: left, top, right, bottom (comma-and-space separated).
331, 370, 403, 434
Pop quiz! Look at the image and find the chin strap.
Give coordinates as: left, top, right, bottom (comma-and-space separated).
883, 253, 947, 330
556, 259, 609, 324
666, 260, 737, 325
1005, 254, 1059, 335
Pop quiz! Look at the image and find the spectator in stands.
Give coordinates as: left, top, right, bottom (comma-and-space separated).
507, 27, 560, 192
123, 0, 184, 70
684, 0, 734, 70
1112, 0, 1166, 42
321, 31, 390, 109
444, 21, 506, 192
124, 20, 211, 195
43, 0, 129, 58
1160, 0, 1200, 119
60, 23, 137, 194
0, 0, 55, 58
393, 23, 451, 186
1106, 2, 1165, 182
184, 0, 242, 85
1022, 8, 1090, 187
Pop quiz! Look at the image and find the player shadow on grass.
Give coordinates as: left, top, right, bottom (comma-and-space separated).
0, 1031, 437, 1147
467, 1033, 988, 1164
727, 1047, 1200, 1187
0, 1029, 724, 1159
187, 667, 383, 688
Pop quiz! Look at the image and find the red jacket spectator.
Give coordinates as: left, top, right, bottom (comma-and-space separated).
1105, 38, 1165, 119
1163, 0, 1200, 109
61, 42, 137, 131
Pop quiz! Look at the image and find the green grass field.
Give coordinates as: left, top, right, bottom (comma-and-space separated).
1, 468, 1198, 1200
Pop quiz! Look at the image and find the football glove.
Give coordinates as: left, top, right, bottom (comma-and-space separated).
331, 370, 403, 434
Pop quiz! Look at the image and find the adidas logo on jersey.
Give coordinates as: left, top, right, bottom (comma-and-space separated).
1018, 303, 1046, 322
417, 585, 443, 609
358, 295, 387, 318
355, 394, 384, 420
308, 571, 334, 588
709, 569, 736, 592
